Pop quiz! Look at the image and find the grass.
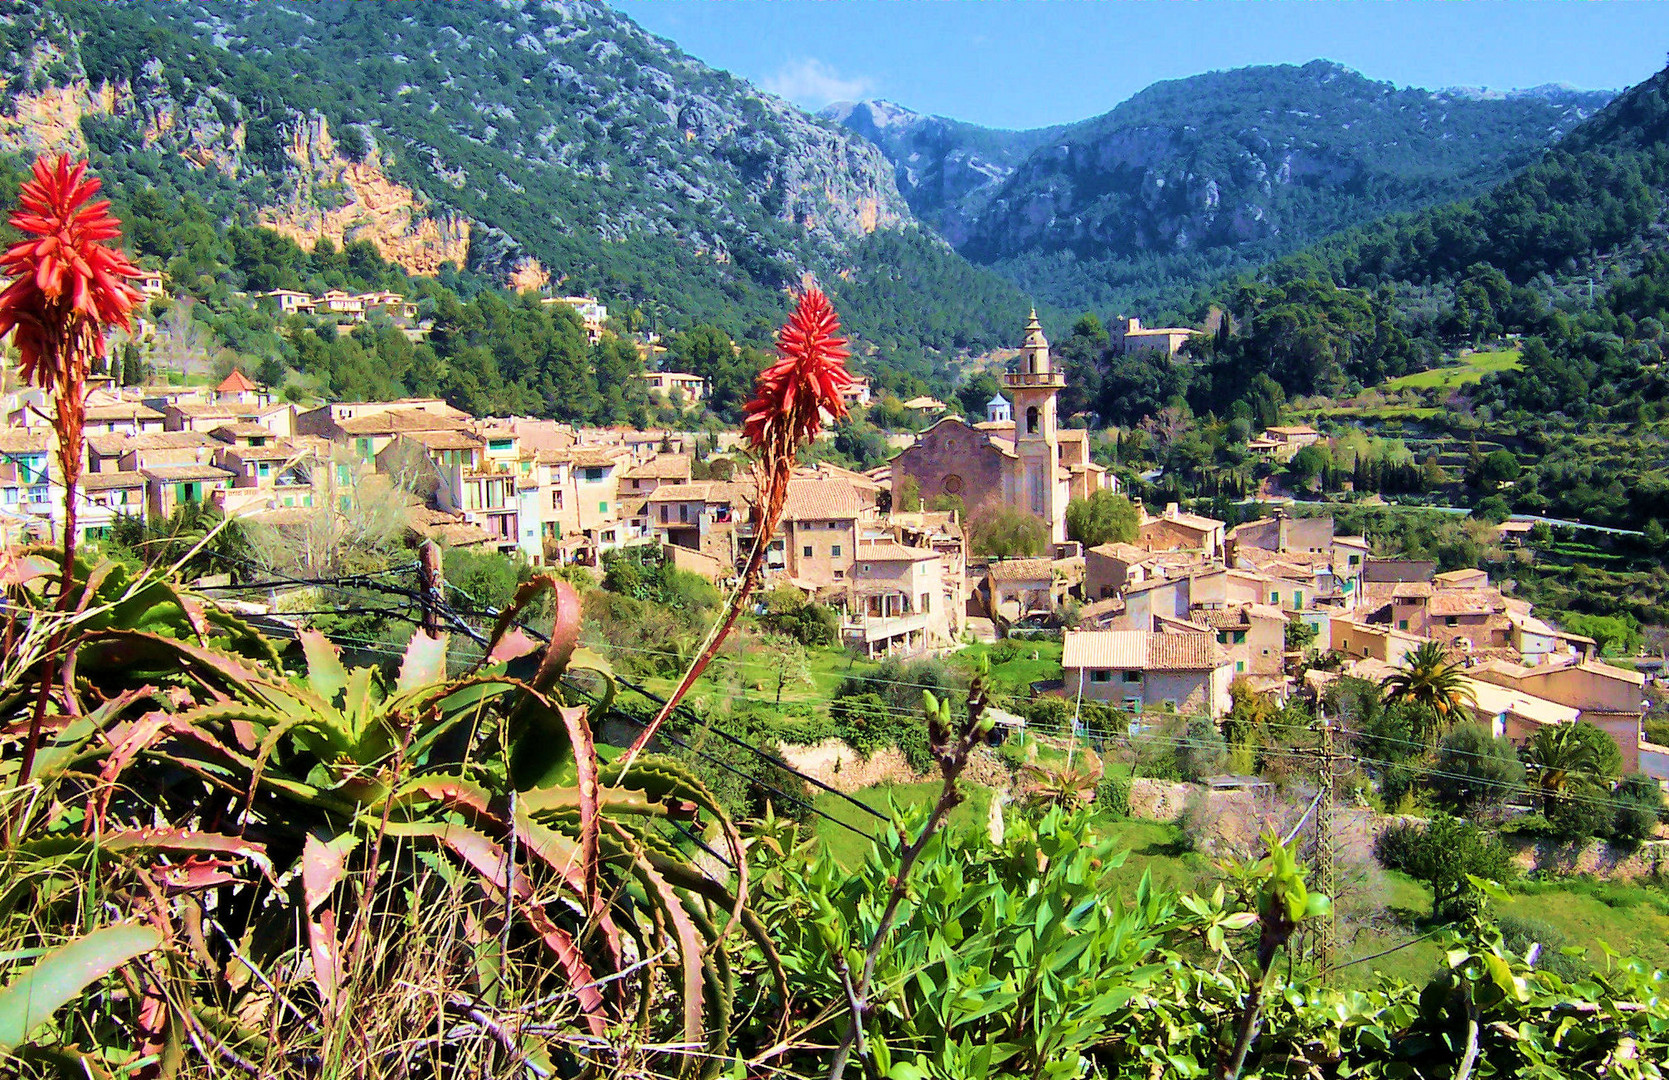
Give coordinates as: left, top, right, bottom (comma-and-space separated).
1380, 348, 1522, 392
953, 639, 1064, 694
811, 782, 1669, 989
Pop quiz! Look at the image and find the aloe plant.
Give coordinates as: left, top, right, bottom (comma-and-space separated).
2, 569, 770, 1076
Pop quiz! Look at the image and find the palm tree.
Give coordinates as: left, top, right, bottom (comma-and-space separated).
1380, 640, 1476, 741
1527, 723, 1604, 810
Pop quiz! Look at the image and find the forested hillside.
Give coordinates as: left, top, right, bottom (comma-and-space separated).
831, 62, 1611, 317
0, 0, 1033, 396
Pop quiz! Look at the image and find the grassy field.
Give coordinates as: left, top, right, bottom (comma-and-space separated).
953, 639, 1064, 694
810, 782, 1669, 988
1380, 349, 1522, 392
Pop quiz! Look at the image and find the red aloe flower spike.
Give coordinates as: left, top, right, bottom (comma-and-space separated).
622, 288, 852, 773
2, 154, 142, 789
742, 287, 853, 454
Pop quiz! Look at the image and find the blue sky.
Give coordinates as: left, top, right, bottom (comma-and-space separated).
615, 1, 1669, 130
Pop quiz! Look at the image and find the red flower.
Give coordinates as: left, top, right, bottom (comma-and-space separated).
0, 154, 142, 391
742, 288, 853, 452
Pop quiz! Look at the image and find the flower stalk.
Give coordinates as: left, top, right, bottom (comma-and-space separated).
623, 289, 851, 766
0, 155, 141, 784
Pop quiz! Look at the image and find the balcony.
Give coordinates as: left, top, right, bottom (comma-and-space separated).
843, 610, 930, 645
1003, 370, 1066, 389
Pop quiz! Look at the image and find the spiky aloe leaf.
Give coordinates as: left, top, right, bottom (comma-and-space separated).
397, 633, 449, 693
299, 629, 350, 705
0, 924, 163, 1051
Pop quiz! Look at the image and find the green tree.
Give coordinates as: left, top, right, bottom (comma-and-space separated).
1374, 813, 1516, 921
1064, 490, 1139, 548
1527, 720, 1621, 814
1380, 641, 1476, 739
971, 506, 1049, 559
1430, 723, 1526, 815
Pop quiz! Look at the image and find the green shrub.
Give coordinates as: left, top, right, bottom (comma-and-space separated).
1094, 770, 1131, 817
1175, 716, 1228, 781
1609, 773, 1666, 844
1374, 813, 1517, 921
1431, 723, 1526, 815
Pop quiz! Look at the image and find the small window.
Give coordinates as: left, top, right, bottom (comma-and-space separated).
1270, 592, 1279, 604
1446, 615, 1459, 627
1090, 670, 1111, 683
659, 505, 669, 523
1236, 660, 1245, 673
553, 491, 564, 510
1122, 671, 1141, 683
598, 501, 608, 514
679, 504, 689, 524
803, 545, 813, 558
1349, 555, 1361, 566
489, 438, 512, 451
583, 467, 605, 482
1233, 630, 1246, 644
602, 530, 615, 542
831, 544, 842, 557
1397, 619, 1409, 631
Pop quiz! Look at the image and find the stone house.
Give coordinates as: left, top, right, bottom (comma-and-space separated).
1062, 630, 1234, 717
842, 543, 953, 657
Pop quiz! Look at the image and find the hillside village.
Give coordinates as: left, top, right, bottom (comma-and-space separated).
9, 303, 1661, 796
9, 5, 1669, 1077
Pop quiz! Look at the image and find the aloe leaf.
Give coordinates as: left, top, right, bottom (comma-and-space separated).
398, 632, 449, 693
0, 923, 164, 1051
299, 629, 350, 705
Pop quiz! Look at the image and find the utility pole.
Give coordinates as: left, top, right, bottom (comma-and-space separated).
418, 539, 444, 639
1313, 711, 1338, 980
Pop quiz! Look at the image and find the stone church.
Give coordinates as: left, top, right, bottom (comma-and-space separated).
891, 312, 1113, 544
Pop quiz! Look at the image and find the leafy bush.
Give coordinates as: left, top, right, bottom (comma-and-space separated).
1430, 722, 1526, 815
1608, 773, 1666, 844
1094, 770, 1132, 817
1176, 716, 1228, 780
1374, 813, 1517, 920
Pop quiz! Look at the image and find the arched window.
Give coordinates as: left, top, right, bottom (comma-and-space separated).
1026, 406, 1039, 434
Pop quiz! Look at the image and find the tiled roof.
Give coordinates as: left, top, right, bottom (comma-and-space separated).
0, 430, 52, 453
398, 429, 483, 451
80, 471, 146, 491
781, 479, 866, 521
853, 543, 937, 563
1064, 629, 1228, 671
169, 401, 286, 418
1427, 590, 1504, 617
647, 481, 715, 503
1391, 582, 1434, 600
141, 464, 236, 482
88, 432, 215, 454
223, 442, 305, 461
1199, 608, 1251, 629
211, 422, 277, 440
986, 558, 1054, 581
623, 453, 692, 480
1088, 542, 1150, 562
335, 409, 468, 435
218, 369, 258, 393
85, 402, 164, 421
570, 447, 629, 468
1147, 632, 1230, 670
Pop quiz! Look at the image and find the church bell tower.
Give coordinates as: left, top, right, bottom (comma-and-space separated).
1003, 309, 1066, 543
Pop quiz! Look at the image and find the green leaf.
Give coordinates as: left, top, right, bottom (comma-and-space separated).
0, 924, 164, 1051
299, 629, 349, 705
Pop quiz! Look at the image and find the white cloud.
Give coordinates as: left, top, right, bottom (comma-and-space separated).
759, 57, 874, 108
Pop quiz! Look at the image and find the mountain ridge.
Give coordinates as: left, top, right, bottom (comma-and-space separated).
826, 61, 1615, 316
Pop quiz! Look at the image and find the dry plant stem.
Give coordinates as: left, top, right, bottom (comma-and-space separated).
1453, 1000, 1481, 1080
826, 685, 984, 1080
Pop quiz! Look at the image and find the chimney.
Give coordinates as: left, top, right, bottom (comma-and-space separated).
1165, 502, 1179, 519
1275, 507, 1290, 552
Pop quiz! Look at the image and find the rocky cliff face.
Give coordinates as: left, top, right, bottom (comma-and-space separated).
0, 0, 915, 288
820, 99, 1063, 246
827, 63, 1613, 311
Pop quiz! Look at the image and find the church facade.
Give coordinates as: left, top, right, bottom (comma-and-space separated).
891, 312, 1113, 544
